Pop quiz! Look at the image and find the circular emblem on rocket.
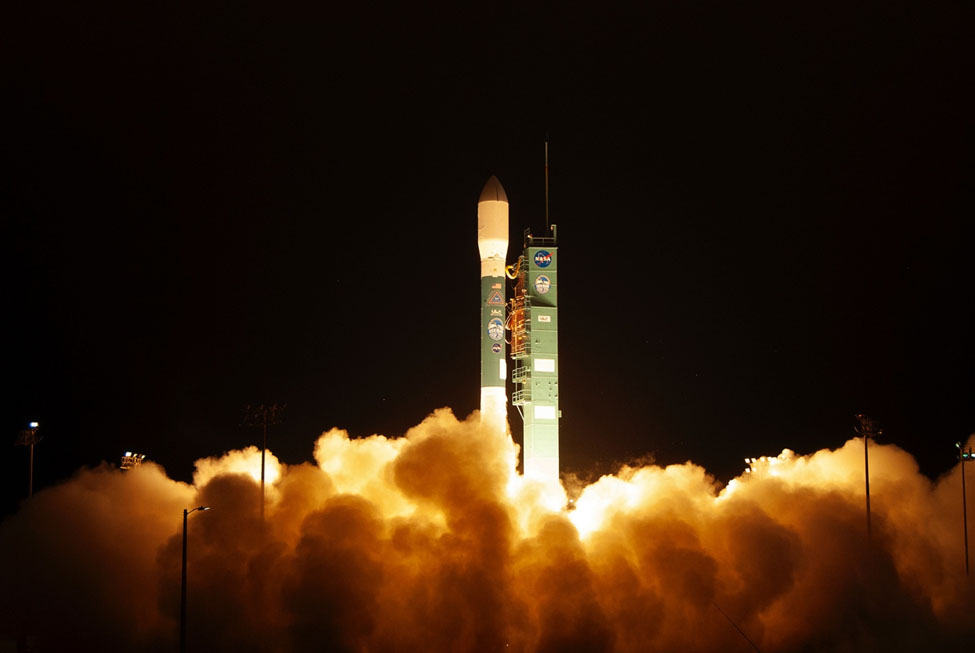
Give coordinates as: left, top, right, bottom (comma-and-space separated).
487, 318, 504, 341
534, 274, 551, 294
534, 250, 552, 268
491, 342, 502, 353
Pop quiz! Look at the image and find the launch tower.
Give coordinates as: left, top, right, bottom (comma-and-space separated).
509, 227, 559, 482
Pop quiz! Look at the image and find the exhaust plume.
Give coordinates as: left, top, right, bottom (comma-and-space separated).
1, 410, 972, 651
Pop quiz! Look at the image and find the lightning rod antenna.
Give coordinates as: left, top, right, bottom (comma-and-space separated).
544, 141, 550, 233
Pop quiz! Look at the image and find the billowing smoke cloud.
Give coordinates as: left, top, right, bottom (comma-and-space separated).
1, 410, 972, 651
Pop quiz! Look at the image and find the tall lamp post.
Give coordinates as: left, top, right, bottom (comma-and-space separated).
15, 421, 41, 498
855, 414, 882, 542
957, 442, 972, 576
181, 506, 210, 653
242, 403, 284, 522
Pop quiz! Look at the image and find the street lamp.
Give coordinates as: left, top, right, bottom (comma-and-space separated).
957, 442, 972, 576
15, 421, 42, 498
855, 414, 882, 542
180, 506, 210, 653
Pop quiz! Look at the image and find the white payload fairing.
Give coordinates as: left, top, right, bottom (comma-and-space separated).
477, 176, 509, 435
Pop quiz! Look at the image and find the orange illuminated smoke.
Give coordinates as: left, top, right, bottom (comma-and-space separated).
0, 411, 972, 651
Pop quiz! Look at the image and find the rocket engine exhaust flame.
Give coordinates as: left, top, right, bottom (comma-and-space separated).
0, 413, 972, 651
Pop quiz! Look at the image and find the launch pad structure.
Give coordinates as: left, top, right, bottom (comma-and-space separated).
508, 228, 560, 482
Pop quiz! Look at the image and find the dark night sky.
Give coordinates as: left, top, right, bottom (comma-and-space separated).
3, 1, 970, 518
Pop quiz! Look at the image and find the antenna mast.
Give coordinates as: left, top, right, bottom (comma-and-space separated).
544, 141, 550, 232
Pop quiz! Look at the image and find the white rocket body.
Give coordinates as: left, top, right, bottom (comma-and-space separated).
478, 199, 508, 277
477, 177, 509, 436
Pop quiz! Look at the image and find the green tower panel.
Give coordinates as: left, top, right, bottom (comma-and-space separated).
511, 238, 560, 481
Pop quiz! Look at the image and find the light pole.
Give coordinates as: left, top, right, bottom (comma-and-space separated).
15, 421, 41, 498
181, 506, 210, 653
855, 414, 882, 542
957, 442, 972, 576
242, 403, 283, 522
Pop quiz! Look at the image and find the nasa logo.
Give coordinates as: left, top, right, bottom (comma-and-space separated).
487, 318, 504, 341
491, 343, 502, 354
534, 250, 552, 268
534, 274, 551, 294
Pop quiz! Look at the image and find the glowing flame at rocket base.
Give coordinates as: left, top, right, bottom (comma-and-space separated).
478, 176, 509, 436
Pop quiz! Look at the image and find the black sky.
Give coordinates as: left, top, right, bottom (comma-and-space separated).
3, 1, 971, 517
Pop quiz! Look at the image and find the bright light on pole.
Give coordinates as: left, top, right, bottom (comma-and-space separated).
121, 452, 147, 470
742, 455, 789, 476
855, 414, 882, 542
15, 421, 42, 498
957, 442, 972, 576
242, 403, 284, 523
181, 506, 211, 653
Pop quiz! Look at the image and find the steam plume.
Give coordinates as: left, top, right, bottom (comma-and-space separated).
1, 409, 972, 651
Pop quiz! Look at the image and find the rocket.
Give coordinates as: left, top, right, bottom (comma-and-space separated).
477, 176, 509, 434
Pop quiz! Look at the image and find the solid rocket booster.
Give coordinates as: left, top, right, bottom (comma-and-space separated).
478, 176, 509, 434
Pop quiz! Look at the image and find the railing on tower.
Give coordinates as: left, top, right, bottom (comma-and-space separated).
524, 227, 557, 248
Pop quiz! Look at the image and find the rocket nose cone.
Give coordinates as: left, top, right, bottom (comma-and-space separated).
479, 176, 508, 203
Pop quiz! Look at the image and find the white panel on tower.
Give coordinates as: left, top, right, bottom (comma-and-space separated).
535, 405, 556, 420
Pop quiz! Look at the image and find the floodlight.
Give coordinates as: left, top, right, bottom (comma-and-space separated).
121, 451, 147, 470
